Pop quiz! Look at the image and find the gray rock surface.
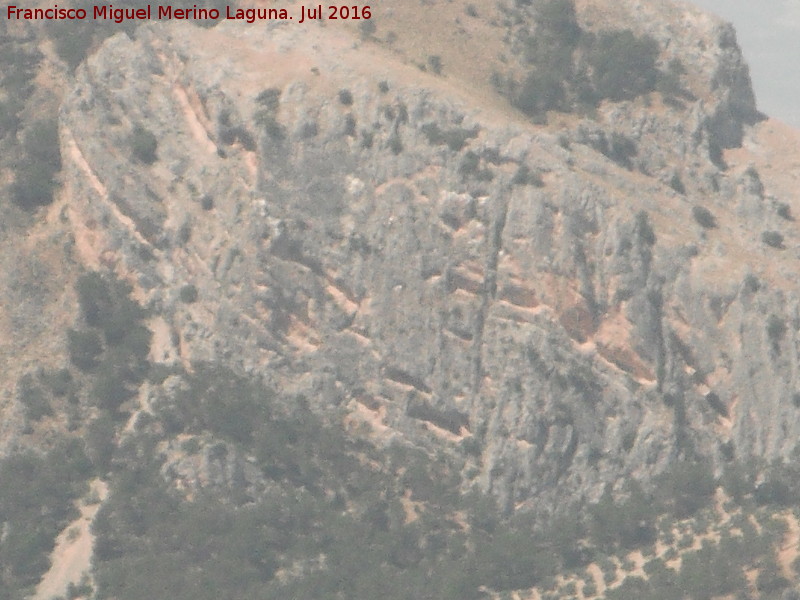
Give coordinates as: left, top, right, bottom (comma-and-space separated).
55, 3, 800, 515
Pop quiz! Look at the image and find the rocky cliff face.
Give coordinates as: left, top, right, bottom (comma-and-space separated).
48, 0, 800, 517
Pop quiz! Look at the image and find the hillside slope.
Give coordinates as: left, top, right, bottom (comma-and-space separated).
4, 1, 800, 599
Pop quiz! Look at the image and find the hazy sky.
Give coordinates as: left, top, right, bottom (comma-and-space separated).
690, 0, 800, 128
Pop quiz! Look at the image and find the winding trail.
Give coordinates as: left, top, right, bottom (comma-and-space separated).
33, 480, 108, 600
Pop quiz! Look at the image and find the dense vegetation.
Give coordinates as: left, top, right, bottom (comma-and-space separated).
11, 117, 62, 209
499, 0, 687, 118
0, 440, 92, 600
0, 28, 40, 141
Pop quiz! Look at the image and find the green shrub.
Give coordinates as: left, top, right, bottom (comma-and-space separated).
635, 211, 656, 246
360, 130, 374, 149
514, 70, 565, 116
420, 123, 478, 151
535, 0, 581, 45
12, 118, 62, 209
508, 9, 664, 115
692, 205, 717, 229
678, 542, 745, 600
67, 578, 93, 600
338, 89, 354, 106
114, 324, 152, 364
588, 30, 659, 101
606, 133, 637, 168
129, 125, 158, 164
511, 164, 544, 187
427, 55, 443, 75
669, 173, 686, 194
359, 19, 377, 40
762, 230, 784, 249
656, 72, 683, 101
255, 87, 281, 112
705, 391, 728, 417
43, 368, 73, 397
589, 483, 657, 551
599, 557, 617, 584
76, 272, 113, 327
76, 272, 147, 345
756, 560, 789, 594
523, 0, 581, 76
606, 576, 648, 600
68, 328, 103, 371
181, 438, 201, 455
643, 557, 663, 576
388, 134, 403, 155
91, 360, 135, 413
0, 99, 21, 139
720, 464, 753, 503
55, 28, 94, 70
179, 284, 198, 304
754, 478, 792, 506
661, 460, 716, 518
459, 151, 480, 175
460, 437, 482, 457
23, 118, 61, 170
85, 412, 116, 472
767, 315, 787, 353
474, 528, 554, 590
259, 115, 286, 140
17, 374, 52, 421
12, 165, 57, 209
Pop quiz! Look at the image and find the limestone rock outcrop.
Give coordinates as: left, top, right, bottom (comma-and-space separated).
52, 1, 800, 515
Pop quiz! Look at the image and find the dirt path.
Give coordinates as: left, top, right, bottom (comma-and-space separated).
33, 479, 108, 600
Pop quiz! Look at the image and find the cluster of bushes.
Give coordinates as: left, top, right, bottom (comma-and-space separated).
255, 87, 286, 141
606, 526, 786, 600
12, 118, 62, 209
767, 314, 787, 354
16, 367, 78, 430
458, 150, 494, 181
217, 111, 256, 152
68, 271, 151, 414
0, 439, 93, 598
589, 483, 656, 551
503, 0, 680, 118
659, 460, 716, 518
129, 125, 158, 165
420, 122, 479, 152
0, 36, 40, 140
581, 457, 800, 600
762, 230, 785, 249
692, 205, 717, 229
